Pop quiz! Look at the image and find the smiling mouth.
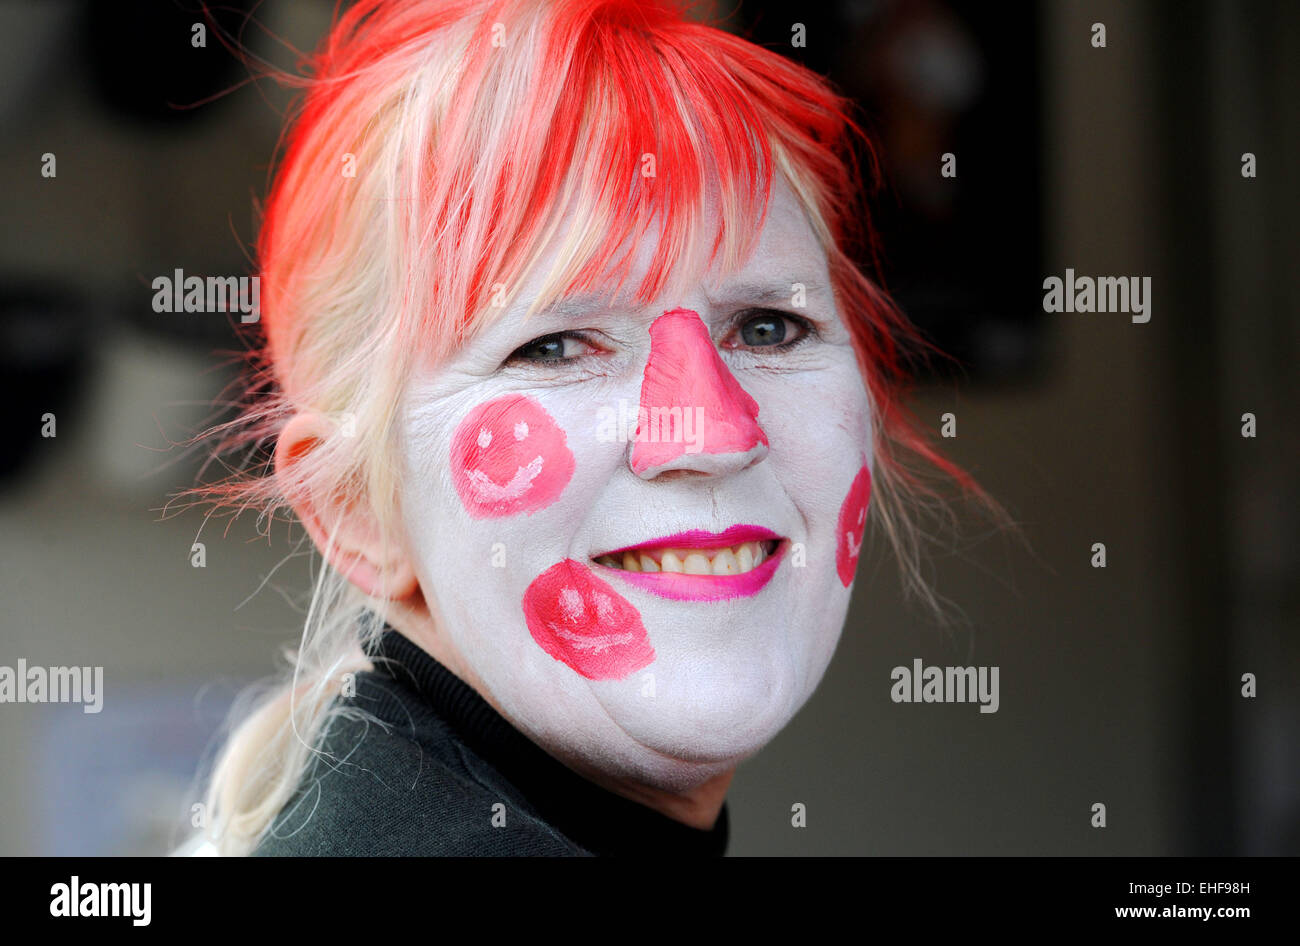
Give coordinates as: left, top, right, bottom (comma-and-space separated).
592, 539, 780, 576
588, 526, 787, 602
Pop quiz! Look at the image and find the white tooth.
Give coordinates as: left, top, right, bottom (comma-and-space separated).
683, 552, 711, 575
712, 548, 738, 575
660, 551, 684, 573
753, 543, 766, 566
622, 552, 641, 572
639, 553, 659, 572
737, 543, 755, 572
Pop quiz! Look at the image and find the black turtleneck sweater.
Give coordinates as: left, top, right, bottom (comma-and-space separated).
251, 628, 729, 856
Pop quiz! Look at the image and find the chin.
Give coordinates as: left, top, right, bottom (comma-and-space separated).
591, 654, 816, 766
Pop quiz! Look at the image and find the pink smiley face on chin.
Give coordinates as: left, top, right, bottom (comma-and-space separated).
450, 394, 576, 518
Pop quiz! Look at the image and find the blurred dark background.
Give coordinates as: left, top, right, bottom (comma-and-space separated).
0, 0, 1295, 855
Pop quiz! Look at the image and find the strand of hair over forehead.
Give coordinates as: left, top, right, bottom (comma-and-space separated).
183, 0, 999, 855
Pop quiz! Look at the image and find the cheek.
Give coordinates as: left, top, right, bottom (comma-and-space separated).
522, 559, 655, 680
835, 460, 872, 587
449, 394, 575, 518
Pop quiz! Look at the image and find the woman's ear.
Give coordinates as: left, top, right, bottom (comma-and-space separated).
275, 412, 420, 601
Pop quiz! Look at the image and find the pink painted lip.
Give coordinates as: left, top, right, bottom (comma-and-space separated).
595, 537, 788, 602
592, 524, 782, 560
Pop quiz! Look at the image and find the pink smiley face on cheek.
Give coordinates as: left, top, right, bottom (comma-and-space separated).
522, 559, 655, 680
836, 461, 872, 587
450, 394, 576, 518
449, 395, 653, 678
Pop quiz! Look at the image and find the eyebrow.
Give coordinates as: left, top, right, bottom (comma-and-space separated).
523, 277, 827, 323
522, 293, 611, 323
707, 277, 827, 307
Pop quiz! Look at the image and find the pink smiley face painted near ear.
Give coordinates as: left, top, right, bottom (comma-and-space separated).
836, 461, 872, 587
450, 394, 576, 518
522, 559, 655, 680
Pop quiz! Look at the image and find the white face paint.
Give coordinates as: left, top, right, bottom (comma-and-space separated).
397, 179, 873, 791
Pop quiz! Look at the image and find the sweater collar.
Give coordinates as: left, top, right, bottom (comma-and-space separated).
366, 626, 729, 857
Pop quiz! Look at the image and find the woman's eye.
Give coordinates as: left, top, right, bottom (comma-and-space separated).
506, 332, 598, 364
724, 310, 813, 350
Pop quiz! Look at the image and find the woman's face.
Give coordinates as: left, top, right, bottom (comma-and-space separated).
398, 179, 873, 789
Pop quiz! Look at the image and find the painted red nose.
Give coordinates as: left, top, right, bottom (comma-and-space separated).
630, 307, 769, 478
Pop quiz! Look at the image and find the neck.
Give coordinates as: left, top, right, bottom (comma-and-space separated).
565, 758, 733, 829
381, 593, 734, 832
